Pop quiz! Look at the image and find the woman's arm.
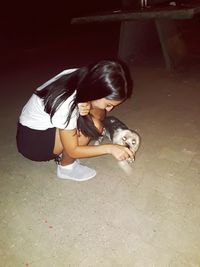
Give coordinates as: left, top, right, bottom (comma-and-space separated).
59, 128, 134, 161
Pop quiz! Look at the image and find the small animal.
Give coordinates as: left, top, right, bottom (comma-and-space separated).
95, 116, 140, 174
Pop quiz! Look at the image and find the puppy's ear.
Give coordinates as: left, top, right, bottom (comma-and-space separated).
130, 129, 140, 138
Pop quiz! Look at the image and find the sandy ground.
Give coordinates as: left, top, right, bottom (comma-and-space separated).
1, 39, 200, 267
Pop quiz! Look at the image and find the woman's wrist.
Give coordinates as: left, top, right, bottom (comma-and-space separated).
102, 144, 113, 155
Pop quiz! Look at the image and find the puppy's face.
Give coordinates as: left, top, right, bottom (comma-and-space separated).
113, 129, 140, 153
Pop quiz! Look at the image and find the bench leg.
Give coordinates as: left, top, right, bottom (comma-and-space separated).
155, 19, 187, 71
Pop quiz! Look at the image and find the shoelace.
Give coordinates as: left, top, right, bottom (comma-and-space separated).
54, 155, 62, 165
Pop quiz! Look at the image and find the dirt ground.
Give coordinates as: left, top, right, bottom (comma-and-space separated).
1, 30, 200, 266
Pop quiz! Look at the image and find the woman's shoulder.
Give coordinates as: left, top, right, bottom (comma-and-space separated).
57, 68, 78, 76
37, 68, 78, 91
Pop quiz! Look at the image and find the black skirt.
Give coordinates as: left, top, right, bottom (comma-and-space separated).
16, 122, 57, 161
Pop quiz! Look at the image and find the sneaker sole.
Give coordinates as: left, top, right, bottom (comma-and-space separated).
57, 170, 97, 181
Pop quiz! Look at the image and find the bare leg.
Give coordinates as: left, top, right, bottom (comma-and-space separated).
55, 129, 97, 181
53, 108, 106, 166
53, 129, 90, 165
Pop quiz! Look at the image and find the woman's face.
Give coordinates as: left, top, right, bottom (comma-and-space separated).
91, 98, 124, 112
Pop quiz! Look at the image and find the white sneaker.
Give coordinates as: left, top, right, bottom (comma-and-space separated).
57, 160, 96, 181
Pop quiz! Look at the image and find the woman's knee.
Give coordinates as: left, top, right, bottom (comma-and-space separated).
77, 131, 90, 146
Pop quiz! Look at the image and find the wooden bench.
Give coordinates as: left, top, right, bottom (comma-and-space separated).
71, 5, 200, 71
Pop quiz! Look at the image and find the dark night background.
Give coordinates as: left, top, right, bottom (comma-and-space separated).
1, 0, 200, 70
1, 1, 121, 44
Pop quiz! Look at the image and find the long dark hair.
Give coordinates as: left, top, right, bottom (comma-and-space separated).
35, 59, 133, 138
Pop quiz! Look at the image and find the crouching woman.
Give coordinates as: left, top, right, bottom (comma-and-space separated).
16, 59, 134, 181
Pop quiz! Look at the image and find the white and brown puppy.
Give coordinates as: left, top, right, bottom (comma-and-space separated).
96, 116, 140, 174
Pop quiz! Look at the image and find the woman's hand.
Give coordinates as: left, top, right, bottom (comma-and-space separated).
78, 102, 91, 116
109, 144, 134, 161
59, 129, 135, 161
